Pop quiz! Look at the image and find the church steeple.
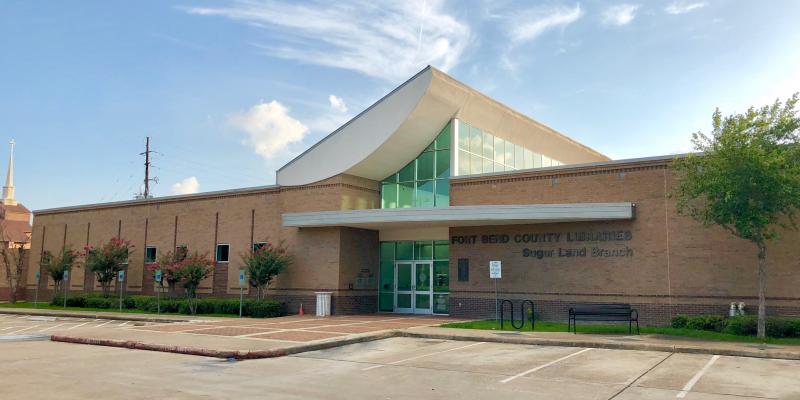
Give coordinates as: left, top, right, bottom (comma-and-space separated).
2, 139, 16, 206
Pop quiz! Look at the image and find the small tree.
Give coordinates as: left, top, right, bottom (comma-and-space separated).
241, 241, 291, 300
84, 237, 133, 297
179, 251, 214, 314
0, 227, 30, 303
149, 250, 185, 298
42, 249, 79, 298
672, 94, 800, 339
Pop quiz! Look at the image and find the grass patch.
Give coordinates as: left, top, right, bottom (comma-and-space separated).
440, 319, 800, 345
1, 301, 256, 319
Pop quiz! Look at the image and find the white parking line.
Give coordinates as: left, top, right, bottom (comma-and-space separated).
38, 323, 69, 332
0, 326, 20, 331
676, 355, 720, 398
500, 348, 593, 384
116, 321, 130, 328
6, 325, 41, 335
362, 342, 485, 371
93, 320, 114, 329
67, 322, 91, 330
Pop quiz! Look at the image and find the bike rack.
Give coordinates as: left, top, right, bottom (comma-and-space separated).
500, 299, 535, 331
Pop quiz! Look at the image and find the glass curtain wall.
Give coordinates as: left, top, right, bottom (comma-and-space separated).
456, 120, 562, 176
379, 240, 449, 314
380, 123, 451, 208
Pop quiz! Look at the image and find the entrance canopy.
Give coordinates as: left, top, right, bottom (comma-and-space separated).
282, 203, 634, 229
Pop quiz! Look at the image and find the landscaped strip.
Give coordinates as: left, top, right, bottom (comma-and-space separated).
439, 320, 800, 345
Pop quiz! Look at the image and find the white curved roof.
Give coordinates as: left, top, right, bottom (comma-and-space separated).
276, 66, 608, 186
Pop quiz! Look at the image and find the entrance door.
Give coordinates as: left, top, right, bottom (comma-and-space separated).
413, 261, 433, 314
394, 261, 433, 314
394, 262, 413, 313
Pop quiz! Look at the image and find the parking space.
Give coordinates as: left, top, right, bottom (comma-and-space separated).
0, 313, 464, 345
2, 335, 800, 399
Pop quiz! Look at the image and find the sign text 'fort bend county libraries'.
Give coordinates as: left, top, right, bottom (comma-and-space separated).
450, 230, 635, 260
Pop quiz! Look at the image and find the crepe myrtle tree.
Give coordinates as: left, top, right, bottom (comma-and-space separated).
84, 237, 133, 297
179, 252, 214, 315
672, 94, 800, 339
41, 248, 79, 298
148, 250, 187, 298
241, 241, 292, 300
0, 225, 30, 304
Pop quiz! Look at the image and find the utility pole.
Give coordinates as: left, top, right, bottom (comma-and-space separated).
139, 136, 157, 199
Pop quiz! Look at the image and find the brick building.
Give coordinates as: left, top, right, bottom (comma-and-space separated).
25, 67, 800, 323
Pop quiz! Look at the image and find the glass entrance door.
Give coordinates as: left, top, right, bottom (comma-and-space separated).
394, 261, 433, 314
413, 261, 433, 314
395, 262, 413, 313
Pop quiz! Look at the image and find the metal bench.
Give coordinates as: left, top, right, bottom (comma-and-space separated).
568, 303, 639, 334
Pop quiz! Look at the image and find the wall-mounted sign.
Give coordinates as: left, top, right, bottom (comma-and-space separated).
489, 260, 502, 279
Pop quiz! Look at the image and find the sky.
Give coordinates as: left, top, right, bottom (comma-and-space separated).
2, 0, 799, 211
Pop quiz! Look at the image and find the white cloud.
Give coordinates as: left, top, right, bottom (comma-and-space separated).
665, 1, 707, 14
185, 0, 470, 82
328, 95, 347, 113
229, 101, 309, 159
507, 4, 583, 45
602, 4, 640, 26
171, 176, 200, 195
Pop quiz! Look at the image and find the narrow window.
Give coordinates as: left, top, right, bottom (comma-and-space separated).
215, 244, 230, 263
457, 258, 469, 281
145, 246, 157, 264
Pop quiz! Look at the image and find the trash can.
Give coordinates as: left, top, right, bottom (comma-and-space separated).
315, 292, 332, 317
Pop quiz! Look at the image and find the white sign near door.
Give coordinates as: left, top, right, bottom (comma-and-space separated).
489, 260, 502, 279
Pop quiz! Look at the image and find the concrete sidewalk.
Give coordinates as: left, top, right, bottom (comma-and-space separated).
402, 325, 800, 361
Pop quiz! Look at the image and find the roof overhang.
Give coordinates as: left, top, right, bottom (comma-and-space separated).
282, 203, 634, 230
276, 66, 608, 187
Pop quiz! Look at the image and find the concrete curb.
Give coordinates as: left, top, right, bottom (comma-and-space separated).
398, 330, 800, 361
0, 308, 191, 323
50, 331, 397, 360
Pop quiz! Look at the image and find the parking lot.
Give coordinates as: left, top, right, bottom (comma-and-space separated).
3, 332, 799, 399
0, 313, 461, 346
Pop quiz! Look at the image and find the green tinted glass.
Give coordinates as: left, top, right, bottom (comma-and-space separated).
398, 182, 414, 208
396, 241, 413, 260
380, 260, 394, 292
397, 293, 412, 308
434, 241, 449, 259
415, 294, 431, 310
417, 151, 434, 180
379, 292, 394, 311
434, 179, 449, 207
435, 123, 451, 150
380, 242, 395, 263
415, 180, 434, 207
435, 150, 450, 178
414, 241, 433, 260
398, 161, 415, 182
381, 183, 397, 208
383, 173, 397, 183
433, 294, 449, 314
397, 263, 412, 290
433, 260, 449, 292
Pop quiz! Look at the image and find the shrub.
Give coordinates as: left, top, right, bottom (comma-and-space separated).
686, 315, 727, 332
724, 316, 757, 335
49, 294, 285, 318
671, 315, 689, 329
